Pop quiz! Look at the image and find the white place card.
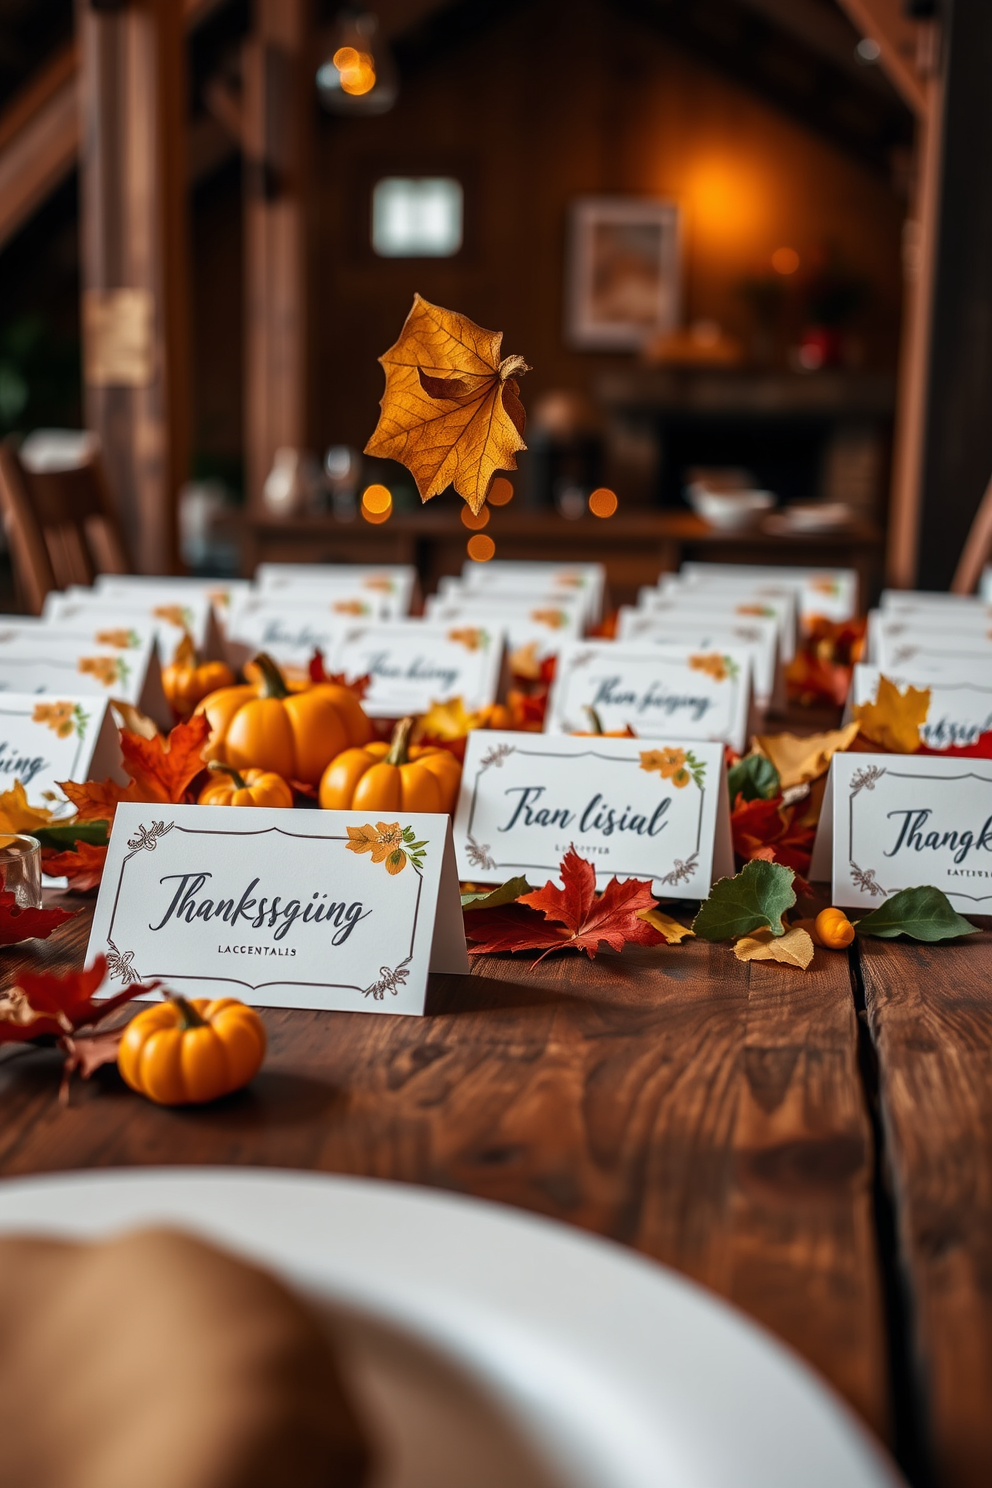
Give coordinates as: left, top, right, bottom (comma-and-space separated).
850, 665, 992, 751
425, 593, 583, 659
44, 589, 220, 659
323, 622, 504, 717
870, 618, 992, 677
811, 752, 992, 911
454, 731, 732, 897
639, 588, 797, 661
94, 575, 253, 628
460, 560, 605, 625
544, 641, 753, 754
223, 597, 351, 673
0, 630, 166, 724
255, 564, 417, 617
678, 563, 858, 624
0, 693, 123, 804
88, 803, 468, 1016
873, 601, 992, 634
880, 589, 991, 615
616, 607, 781, 711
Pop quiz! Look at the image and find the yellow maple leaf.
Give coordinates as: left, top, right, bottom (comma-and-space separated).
417, 696, 479, 741
853, 675, 930, 753
734, 926, 815, 969
753, 722, 860, 790
636, 907, 695, 943
365, 294, 530, 514
0, 780, 57, 835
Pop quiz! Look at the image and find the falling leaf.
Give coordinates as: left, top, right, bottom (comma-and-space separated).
752, 723, 859, 790
0, 888, 75, 950
636, 907, 695, 943
734, 925, 815, 969
0, 780, 57, 836
41, 841, 109, 892
365, 294, 530, 514
854, 885, 978, 942
853, 676, 930, 754
460, 875, 534, 909
692, 859, 796, 941
465, 845, 664, 960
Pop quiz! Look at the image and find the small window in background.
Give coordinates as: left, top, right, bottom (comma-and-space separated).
372, 177, 463, 258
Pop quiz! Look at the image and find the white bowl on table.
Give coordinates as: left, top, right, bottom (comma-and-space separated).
687, 485, 776, 530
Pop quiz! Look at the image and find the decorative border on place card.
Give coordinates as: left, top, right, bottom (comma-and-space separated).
847, 764, 992, 904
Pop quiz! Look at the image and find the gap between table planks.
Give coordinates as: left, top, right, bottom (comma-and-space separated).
858, 923, 992, 1488
0, 899, 887, 1443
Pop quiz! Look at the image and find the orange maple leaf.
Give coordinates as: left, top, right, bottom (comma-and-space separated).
853, 675, 930, 754
58, 714, 210, 829
41, 841, 109, 893
365, 294, 530, 514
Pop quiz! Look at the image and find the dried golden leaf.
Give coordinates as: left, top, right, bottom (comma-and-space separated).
753, 722, 860, 790
636, 907, 695, 943
365, 294, 530, 514
0, 780, 56, 836
853, 675, 930, 754
734, 925, 815, 969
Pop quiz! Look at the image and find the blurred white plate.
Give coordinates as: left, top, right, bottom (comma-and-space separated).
0, 1168, 901, 1488
764, 503, 854, 534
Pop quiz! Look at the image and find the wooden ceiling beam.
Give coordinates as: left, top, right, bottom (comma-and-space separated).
834, 0, 931, 117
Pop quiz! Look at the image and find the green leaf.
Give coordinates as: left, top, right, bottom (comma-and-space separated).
727, 752, 780, 804
460, 875, 533, 910
854, 886, 979, 942
691, 859, 796, 941
33, 820, 110, 851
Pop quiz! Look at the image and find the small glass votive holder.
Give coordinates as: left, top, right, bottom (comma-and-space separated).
0, 834, 42, 909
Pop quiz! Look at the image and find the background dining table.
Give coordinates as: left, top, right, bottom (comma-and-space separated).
1, 892, 989, 1488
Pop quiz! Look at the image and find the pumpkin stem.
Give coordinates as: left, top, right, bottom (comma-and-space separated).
583, 705, 605, 735
165, 990, 207, 1029
208, 759, 247, 790
253, 652, 290, 699
386, 715, 417, 767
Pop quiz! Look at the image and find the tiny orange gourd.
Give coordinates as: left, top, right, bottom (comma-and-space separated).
197, 759, 294, 808
118, 993, 266, 1105
815, 907, 856, 950
162, 632, 235, 718
319, 715, 462, 814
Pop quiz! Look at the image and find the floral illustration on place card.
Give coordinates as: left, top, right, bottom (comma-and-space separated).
530, 609, 570, 630
346, 821, 427, 875
153, 604, 194, 629
639, 746, 706, 789
96, 629, 140, 649
447, 627, 489, 651
689, 653, 738, 682
78, 655, 129, 688
364, 956, 412, 1001
33, 700, 90, 739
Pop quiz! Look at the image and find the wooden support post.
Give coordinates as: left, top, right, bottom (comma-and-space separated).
242, 0, 314, 516
76, 0, 190, 575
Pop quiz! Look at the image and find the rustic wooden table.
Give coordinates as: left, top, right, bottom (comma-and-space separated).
2, 899, 989, 1488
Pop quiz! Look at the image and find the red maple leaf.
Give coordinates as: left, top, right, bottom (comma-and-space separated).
465, 845, 664, 960
307, 650, 371, 699
0, 954, 143, 1045
41, 841, 109, 892
119, 712, 210, 801
0, 888, 75, 949
731, 795, 816, 876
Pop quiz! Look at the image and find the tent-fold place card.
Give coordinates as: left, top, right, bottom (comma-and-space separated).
323, 622, 504, 717
544, 641, 753, 753
810, 752, 992, 910
0, 694, 122, 804
0, 627, 166, 724
87, 804, 469, 1016
850, 665, 992, 750
454, 731, 732, 896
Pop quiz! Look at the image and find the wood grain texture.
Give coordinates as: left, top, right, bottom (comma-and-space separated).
0, 899, 886, 1437
859, 928, 992, 1488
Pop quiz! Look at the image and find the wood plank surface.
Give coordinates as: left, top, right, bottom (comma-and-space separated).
859, 929, 992, 1488
0, 899, 887, 1438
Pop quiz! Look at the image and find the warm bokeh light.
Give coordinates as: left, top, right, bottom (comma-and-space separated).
461, 504, 490, 529
361, 485, 392, 524
588, 487, 618, 518
686, 157, 765, 243
333, 45, 376, 96
361, 483, 392, 513
466, 534, 495, 562
488, 476, 514, 506
771, 246, 800, 275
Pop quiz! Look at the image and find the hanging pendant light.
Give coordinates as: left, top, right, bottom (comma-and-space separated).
316, 8, 398, 117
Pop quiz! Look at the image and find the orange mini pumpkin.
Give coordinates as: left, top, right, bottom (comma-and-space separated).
162, 633, 235, 718
197, 760, 294, 808
319, 715, 462, 814
814, 907, 856, 950
196, 652, 373, 786
118, 993, 266, 1105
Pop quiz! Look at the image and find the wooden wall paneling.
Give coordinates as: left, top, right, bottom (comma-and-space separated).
242, 0, 315, 516
76, 0, 190, 575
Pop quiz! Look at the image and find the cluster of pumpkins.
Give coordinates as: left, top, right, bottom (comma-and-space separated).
162, 646, 462, 816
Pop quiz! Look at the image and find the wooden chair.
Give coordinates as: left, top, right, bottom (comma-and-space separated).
951, 470, 992, 595
0, 433, 130, 614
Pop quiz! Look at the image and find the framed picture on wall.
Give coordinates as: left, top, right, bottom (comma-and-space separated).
565, 197, 681, 351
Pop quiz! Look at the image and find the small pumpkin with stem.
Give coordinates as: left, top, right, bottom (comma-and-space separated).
162, 632, 235, 718
319, 714, 462, 814
118, 991, 266, 1105
814, 906, 856, 950
197, 759, 294, 808
195, 651, 373, 786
